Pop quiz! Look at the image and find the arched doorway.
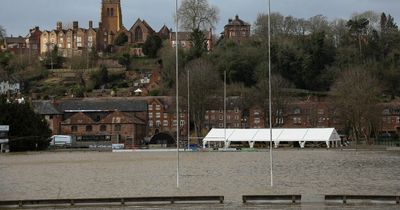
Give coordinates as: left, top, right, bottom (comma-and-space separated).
149, 132, 175, 147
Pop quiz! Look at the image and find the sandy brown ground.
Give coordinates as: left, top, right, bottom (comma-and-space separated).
0, 149, 399, 205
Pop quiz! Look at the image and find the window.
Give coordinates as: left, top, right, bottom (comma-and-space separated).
294, 108, 301, 114
156, 112, 161, 118
219, 115, 223, 121
111, 8, 114, 16
173, 120, 177, 126
234, 108, 239, 113
148, 112, 153, 118
180, 120, 185, 126
107, 8, 110, 16
86, 125, 93, 132
148, 104, 153, 111
149, 121, 153, 127
219, 123, 223, 128
114, 124, 121, 132
163, 120, 169, 126
155, 105, 161, 110
318, 109, 324, 115
254, 118, 260, 124
71, 126, 77, 132
382, 109, 390, 115
88, 36, 93, 42
156, 121, 161, 127
293, 117, 302, 124
211, 115, 215, 120
219, 109, 223, 113
164, 113, 168, 118
227, 115, 231, 120
135, 27, 143, 41
100, 125, 107, 132
235, 115, 239, 120
205, 115, 209, 120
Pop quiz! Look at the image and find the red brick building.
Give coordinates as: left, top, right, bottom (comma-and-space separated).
223, 15, 251, 44
147, 97, 188, 137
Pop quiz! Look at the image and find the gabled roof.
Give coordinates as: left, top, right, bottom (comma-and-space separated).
158, 25, 170, 34
32, 100, 62, 115
129, 18, 155, 33
57, 99, 147, 112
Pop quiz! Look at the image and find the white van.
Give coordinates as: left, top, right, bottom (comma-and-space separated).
50, 135, 72, 147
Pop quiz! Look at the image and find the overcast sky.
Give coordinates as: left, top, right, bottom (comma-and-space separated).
1, 0, 399, 37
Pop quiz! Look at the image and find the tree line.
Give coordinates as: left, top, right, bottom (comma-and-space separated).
160, 0, 400, 141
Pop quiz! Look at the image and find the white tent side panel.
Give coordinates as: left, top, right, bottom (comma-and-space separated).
203, 128, 342, 145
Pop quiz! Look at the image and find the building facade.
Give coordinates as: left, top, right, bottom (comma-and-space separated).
147, 97, 188, 137
38, 0, 170, 57
223, 15, 251, 43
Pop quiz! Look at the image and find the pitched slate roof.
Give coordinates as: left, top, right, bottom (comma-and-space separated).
57, 99, 147, 112
32, 100, 62, 115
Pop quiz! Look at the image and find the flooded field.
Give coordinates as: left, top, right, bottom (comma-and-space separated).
0, 149, 399, 209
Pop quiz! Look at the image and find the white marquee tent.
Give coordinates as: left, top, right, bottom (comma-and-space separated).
202, 128, 341, 149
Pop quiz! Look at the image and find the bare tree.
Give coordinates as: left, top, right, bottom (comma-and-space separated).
177, 0, 219, 31
179, 58, 221, 137
0, 25, 6, 41
331, 67, 381, 144
252, 74, 293, 127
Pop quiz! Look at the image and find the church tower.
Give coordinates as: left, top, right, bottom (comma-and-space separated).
101, 0, 123, 34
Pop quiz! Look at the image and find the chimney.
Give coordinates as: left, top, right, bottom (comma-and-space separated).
89, 20, 93, 29
99, 22, 103, 29
73, 21, 78, 30
228, 18, 232, 23
56, 21, 62, 30
35, 26, 39, 31
235, 15, 239, 20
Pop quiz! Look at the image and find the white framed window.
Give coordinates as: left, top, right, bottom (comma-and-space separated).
67, 43, 71, 48
180, 120, 185, 126
156, 120, 161, 127
219, 115, 223, 121
163, 120, 169, 126
148, 105, 153, 111
156, 105, 161, 110
318, 109, 324, 115
164, 113, 168, 118
149, 121, 153, 127
293, 117, 302, 124
156, 112, 161, 118
148, 112, 153, 118
173, 120, 177, 126
88, 36, 93, 42
254, 118, 260, 124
